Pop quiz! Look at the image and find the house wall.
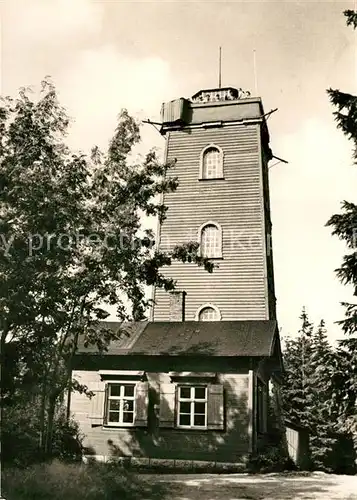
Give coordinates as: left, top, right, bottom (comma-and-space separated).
153, 122, 273, 321
71, 365, 251, 463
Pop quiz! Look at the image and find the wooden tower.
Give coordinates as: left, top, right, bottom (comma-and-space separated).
152, 87, 276, 322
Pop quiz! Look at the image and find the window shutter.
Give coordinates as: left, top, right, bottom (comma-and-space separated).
134, 382, 149, 427
159, 383, 176, 428
89, 381, 106, 425
207, 384, 224, 430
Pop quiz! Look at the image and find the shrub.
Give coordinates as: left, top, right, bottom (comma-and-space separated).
51, 409, 83, 463
1, 400, 43, 467
1, 401, 83, 467
248, 446, 296, 473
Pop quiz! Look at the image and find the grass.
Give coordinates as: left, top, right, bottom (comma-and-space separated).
3, 461, 356, 500
1, 462, 262, 500
1, 460, 168, 500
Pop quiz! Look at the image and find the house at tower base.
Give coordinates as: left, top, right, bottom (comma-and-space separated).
72, 318, 282, 464
69, 86, 284, 466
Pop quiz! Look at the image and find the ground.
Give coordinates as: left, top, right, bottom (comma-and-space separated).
142, 472, 357, 499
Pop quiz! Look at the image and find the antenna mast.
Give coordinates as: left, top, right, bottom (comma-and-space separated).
253, 49, 258, 95
218, 46, 222, 88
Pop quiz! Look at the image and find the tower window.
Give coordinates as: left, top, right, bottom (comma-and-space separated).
199, 222, 222, 258
196, 304, 221, 321
200, 145, 224, 179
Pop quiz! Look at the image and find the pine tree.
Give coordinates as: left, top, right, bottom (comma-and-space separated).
309, 320, 338, 470
281, 311, 341, 470
280, 307, 315, 428
326, 9, 357, 440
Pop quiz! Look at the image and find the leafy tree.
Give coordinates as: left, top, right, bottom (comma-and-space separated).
326, 8, 357, 440
0, 80, 213, 457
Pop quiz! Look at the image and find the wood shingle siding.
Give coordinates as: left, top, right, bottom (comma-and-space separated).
153, 123, 269, 321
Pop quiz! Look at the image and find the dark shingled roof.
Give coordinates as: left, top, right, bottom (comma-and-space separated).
77, 320, 278, 357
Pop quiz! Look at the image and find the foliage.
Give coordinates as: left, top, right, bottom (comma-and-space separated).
0, 79, 213, 459
275, 11, 357, 470
280, 309, 355, 472
248, 446, 296, 473
1, 461, 168, 500
1, 399, 82, 467
280, 309, 315, 429
325, 8, 357, 442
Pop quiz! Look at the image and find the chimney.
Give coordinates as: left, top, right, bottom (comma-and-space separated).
169, 291, 186, 322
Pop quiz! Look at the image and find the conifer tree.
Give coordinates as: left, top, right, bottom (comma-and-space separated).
326, 8, 357, 438
281, 311, 340, 470
280, 308, 315, 428
309, 320, 338, 470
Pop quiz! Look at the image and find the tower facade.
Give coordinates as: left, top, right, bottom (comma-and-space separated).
152, 87, 276, 322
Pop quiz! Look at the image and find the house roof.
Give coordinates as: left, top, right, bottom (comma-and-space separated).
77, 320, 278, 358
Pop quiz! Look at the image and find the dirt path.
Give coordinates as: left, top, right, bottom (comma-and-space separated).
143, 472, 357, 499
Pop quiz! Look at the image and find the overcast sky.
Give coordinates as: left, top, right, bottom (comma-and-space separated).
1, 0, 357, 342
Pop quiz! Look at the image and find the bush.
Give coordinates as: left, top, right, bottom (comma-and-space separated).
1, 400, 43, 467
51, 409, 83, 463
1, 401, 83, 467
2, 461, 168, 500
248, 446, 296, 473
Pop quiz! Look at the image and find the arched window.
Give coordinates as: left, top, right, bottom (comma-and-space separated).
200, 144, 223, 179
199, 222, 222, 258
196, 304, 221, 321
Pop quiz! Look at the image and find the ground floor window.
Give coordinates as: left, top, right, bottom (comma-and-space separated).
106, 383, 135, 425
177, 385, 207, 428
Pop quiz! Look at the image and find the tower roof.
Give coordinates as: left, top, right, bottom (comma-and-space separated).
160, 87, 267, 136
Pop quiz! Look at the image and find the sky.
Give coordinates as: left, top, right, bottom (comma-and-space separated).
1, 0, 357, 343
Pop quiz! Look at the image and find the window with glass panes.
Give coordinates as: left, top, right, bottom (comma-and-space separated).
198, 306, 219, 321
202, 147, 222, 179
177, 386, 207, 428
201, 224, 220, 258
106, 383, 135, 425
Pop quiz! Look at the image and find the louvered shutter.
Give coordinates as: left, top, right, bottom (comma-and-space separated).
207, 384, 224, 430
134, 382, 149, 427
89, 381, 106, 425
158, 383, 176, 428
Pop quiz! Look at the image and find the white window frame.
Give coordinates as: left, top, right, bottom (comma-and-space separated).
105, 381, 136, 427
198, 221, 223, 259
199, 144, 224, 180
195, 303, 222, 321
177, 385, 208, 429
